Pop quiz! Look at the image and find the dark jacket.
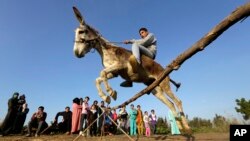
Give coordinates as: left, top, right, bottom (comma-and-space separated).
55, 111, 72, 123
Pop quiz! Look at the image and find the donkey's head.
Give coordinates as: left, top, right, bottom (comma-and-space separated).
73, 7, 99, 58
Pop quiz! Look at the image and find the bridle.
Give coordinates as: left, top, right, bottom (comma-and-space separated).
74, 33, 101, 54
74, 36, 99, 44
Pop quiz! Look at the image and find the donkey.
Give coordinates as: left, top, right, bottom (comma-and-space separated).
72, 7, 191, 132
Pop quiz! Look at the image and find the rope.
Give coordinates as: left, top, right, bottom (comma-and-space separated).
108, 41, 124, 44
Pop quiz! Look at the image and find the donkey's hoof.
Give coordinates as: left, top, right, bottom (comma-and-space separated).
111, 90, 117, 101
104, 96, 111, 104
182, 129, 193, 136
179, 112, 185, 117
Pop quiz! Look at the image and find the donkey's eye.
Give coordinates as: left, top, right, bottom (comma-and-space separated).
79, 30, 88, 34
79, 31, 84, 34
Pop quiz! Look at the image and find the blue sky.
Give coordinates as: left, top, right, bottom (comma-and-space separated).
0, 0, 249, 124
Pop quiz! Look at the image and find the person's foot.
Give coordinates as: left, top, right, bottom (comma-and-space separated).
120, 81, 133, 87
65, 132, 70, 135
35, 133, 39, 137
176, 83, 181, 91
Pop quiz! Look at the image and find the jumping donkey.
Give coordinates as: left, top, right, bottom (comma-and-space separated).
72, 7, 191, 132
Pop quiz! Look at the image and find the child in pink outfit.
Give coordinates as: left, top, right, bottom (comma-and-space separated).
143, 111, 150, 137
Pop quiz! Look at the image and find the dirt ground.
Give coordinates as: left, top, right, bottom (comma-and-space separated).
0, 133, 229, 141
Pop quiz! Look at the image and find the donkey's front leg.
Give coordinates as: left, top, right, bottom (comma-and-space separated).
95, 71, 116, 104
95, 65, 125, 104
96, 76, 110, 103
101, 71, 117, 101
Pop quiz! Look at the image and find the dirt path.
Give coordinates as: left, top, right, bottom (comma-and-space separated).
0, 133, 229, 141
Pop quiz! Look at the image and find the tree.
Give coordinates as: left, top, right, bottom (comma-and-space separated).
212, 114, 230, 132
235, 98, 250, 120
156, 117, 170, 134
189, 117, 212, 128
213, 114, 227, 127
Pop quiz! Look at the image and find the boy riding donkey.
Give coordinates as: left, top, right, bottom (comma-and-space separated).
121, 27, 181, 91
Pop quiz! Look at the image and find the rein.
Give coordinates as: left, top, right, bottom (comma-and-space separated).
74, 37, 99, 44
108, 41, 124, 44
74, 32, 124, 54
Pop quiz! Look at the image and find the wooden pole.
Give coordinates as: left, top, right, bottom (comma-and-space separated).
106, 113, 135, 141
112, 2, 250, 110
40, 125, 52, 134
99, 105, 135, 141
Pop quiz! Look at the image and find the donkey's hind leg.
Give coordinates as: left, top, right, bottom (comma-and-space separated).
152, 87, 184, 130
160, 77, 184, 113
160, 77, 191, 132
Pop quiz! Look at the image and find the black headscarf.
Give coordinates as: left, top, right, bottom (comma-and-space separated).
73, 97, 80, 105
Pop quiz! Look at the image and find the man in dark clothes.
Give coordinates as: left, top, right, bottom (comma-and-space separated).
26, 106, 48, 137
0, 92, 19, 136
12, 95, 29, 134
97, 101, 106, 136
87, 105, 98, 136
53, 106, 72, 134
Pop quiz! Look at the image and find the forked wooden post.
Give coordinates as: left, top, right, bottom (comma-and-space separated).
99, 106, 135, 141
73, 106, 134, 141
106, 112, 135, 141
73, 111, 105, 141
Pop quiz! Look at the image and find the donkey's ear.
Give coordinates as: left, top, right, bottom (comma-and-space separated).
73, 6, 85, 25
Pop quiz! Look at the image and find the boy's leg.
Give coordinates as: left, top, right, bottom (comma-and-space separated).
131, 43, 141, 64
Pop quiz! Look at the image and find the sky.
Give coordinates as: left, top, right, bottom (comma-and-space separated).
0, 0, 250, 125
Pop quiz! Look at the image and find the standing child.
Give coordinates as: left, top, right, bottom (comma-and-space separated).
143, 111, 150, 137
136, 105, 144, 136
129, 104, 137, 136
111, 109, 118, 134
149, 109, 157, 134
88, 105, 98, 136
118, 106, 128, 133
79, 96, 90, 136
